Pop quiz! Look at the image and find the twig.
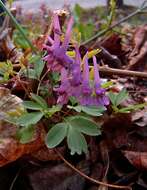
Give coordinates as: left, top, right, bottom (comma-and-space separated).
9, 169, 21, 190
13, 63, 21, 68
37, 68, 50, 95
55, 149, 132, 190
82, 0, 147, 46
98, 66, 147, 78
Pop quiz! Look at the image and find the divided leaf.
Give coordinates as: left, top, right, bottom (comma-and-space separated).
46, 115, 101, 155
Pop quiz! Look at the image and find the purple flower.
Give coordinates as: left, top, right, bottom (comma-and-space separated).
78, 54, 93, 105
93, 56, 109, 106
70, 46, 82, 86
77, 55, 109, 106
54, 68, 71, 104
43, 13, 74, 71
54, 54, 109, 106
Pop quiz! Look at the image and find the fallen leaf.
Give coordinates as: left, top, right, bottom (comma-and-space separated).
27, 162, 89, 190
0, 87, 24, 121
127, 25, 147, 70
123, 151, 147, 170
0, 121, 45, 167
130, 25, 147, 57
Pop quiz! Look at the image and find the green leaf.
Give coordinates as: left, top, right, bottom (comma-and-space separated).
68, 105, 106, 116
23, 69, 37, 79
46, 123, 67, 148
29, 55, 41, 64
108, 91, 117, 106
51, 72, 60, 84
23, 101, 43, 110
67, 126, 88, 155
45, 105, 62, 117
115, 89, 128, 106
118, 103, 147, 113
81, 106, 106, 116
31, 93, 48, 108
45, 115, 101, 155
17, 112, 44, 126
67, 105, 82, 112
101, 81, 113, 88
31, 55, 45, 79
77, 23, 94, 41
68, 116, 101, 136
69, 96, 78, 106
17, 125, 35, 144
73, 4, 83, 22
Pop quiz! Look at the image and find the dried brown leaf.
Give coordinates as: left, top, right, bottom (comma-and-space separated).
128, 25, 147, 70
123, 151, 147, 170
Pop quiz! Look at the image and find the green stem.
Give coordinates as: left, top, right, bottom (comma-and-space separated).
0, 0, 36, 52
82, 0, 147, 46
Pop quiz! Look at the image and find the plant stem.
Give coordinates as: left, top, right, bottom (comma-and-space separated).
82, 0, 147, 46
55, 149, 132, 190
0, 0, 36, 52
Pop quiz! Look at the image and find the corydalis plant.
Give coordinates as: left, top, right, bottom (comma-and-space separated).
44, 13, 109, 107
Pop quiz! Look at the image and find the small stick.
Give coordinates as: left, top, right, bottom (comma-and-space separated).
82, 0, 147, 46
55, 149, 132, 190
98, 66, 147, 78
9, 169, 21, 190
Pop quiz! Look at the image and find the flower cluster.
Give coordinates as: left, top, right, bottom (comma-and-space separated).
44, 13, 109, 107
43, 13, 74, 71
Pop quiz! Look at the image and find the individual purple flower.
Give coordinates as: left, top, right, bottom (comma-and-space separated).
54, 68, 71, 104
93, 56, 109, 106
78, 54, 93, 105
70, 45, 82, 86
43, 13, 74, 71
